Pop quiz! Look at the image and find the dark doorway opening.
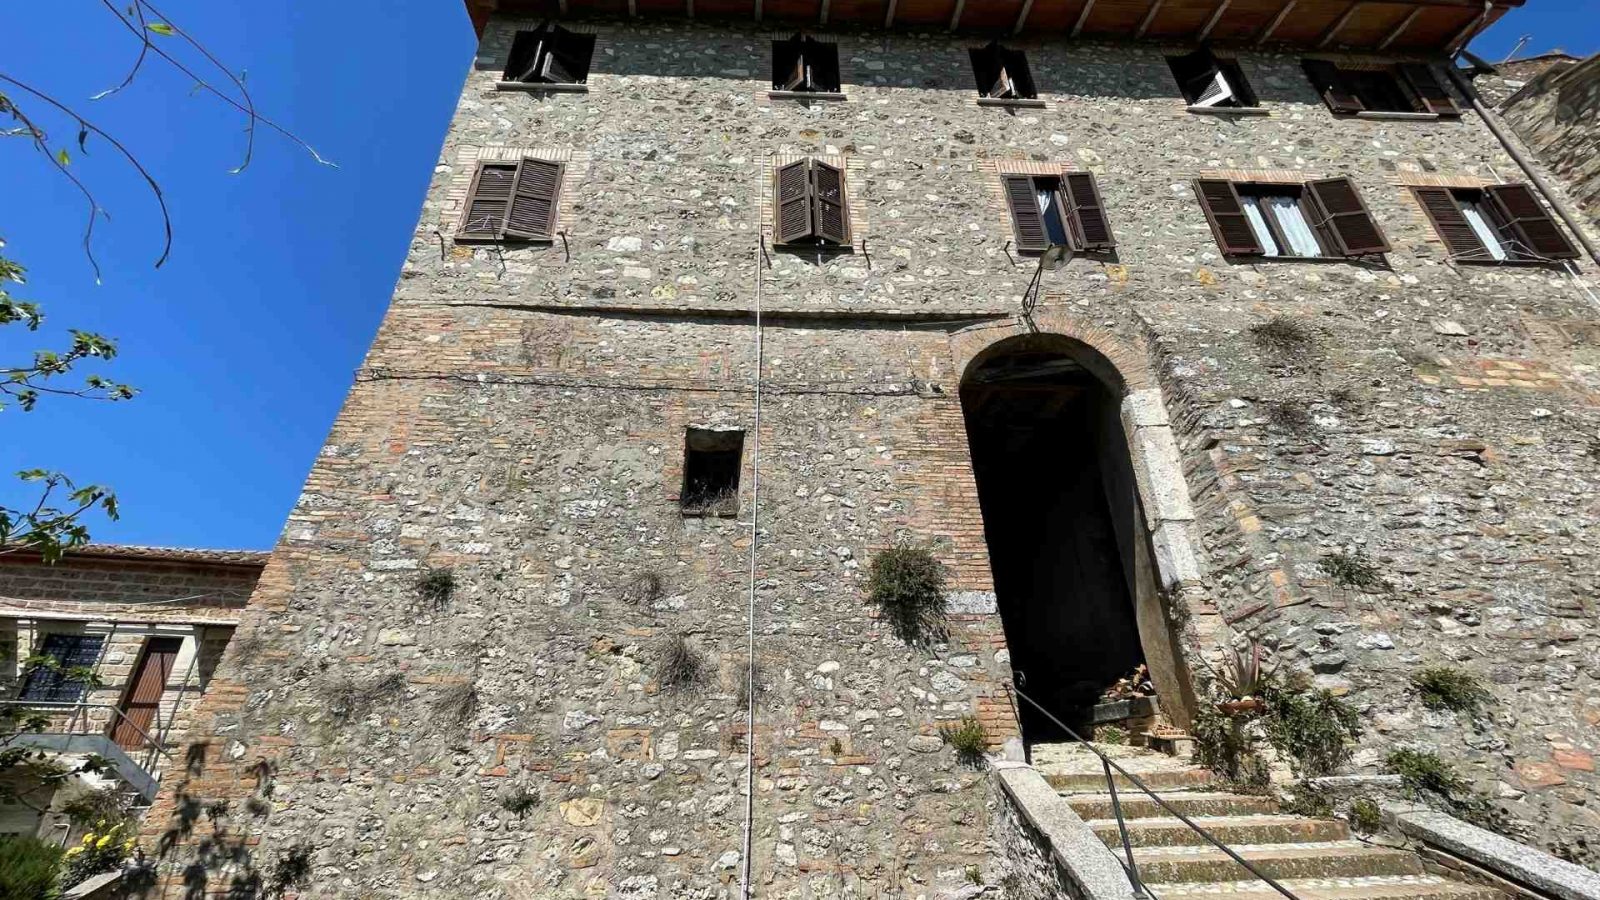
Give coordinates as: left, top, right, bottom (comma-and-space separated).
961, 340, 1151, 742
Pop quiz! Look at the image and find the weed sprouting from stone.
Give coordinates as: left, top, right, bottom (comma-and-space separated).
1318, 550, 1384, 592
964, 865, 984, 886
655, 634, 705, 692
499, 786, 540, 818
828, 737, 844, 756
1250, 316, 1315, 355
1412, 666, 1491, 713
621, 570, 664, 606
267, 842, 314, 896
1386, 748, 1462, 797
418, 567, 456, 610
1095, 724, 1129, 745
1261, 676, 1362, 778
1191, 705, 1270, 788
435, 681, 478, 727
1349, 797, 1382, 833
1265, 400, 1315, 436
326, 672, 407, 723
938, 717, 989, 767
1279, 781, 1334, 818
867, 546, 948, 646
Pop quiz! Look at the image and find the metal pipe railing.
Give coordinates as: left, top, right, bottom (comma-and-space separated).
0, 699, 173, 763
1012, 686, 1303, 900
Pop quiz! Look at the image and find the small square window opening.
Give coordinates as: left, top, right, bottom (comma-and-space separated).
681, 428, 744, 517
970, 43, 1037, 100
20, 633, 106, 703
772, 35, 841, 93
504, 24, 596, 85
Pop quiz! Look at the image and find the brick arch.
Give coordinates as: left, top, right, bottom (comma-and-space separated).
947, 313, 1156, 396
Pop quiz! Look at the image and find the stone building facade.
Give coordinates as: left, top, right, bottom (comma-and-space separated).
1494, 52, 1600, 229
0, 545, 263, 840
140, 0, 1600, 896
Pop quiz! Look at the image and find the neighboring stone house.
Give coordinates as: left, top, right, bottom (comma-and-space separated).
139, 0, 1600, 896
0, 545, 263, 841
1490, 52, 1600, 230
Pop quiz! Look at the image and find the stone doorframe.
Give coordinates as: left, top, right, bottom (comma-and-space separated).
947, 313, 1206, 729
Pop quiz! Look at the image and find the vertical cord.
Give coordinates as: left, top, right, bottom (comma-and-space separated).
739, 233, 766, 900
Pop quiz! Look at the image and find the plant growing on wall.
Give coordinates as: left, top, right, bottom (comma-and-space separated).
938, 717, 989, 767
655, 634, 704, 692
1214, 640, 1273, 711
1411, 666, 1491, 713
620, 570, 663, 606
867, 546, 948, 645
417, 567, 456, 610
1260, 675, 1361, 778
499, 785, 540, 818
1318, 550, 1385, 592
1385, 748, 1506, 833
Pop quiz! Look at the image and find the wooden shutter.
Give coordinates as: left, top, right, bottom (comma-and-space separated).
1411, 187, 1483, 258
1003, 175, 1048, 252
505, 30, 544, 82
971, 44, 1002, 97
1004, 48, 1036, 99
805, 39, 840, 92
1305, 177, 1390, 256
1062, 173, 1115, 251
1193, 180, 1264, 255
1303, 60, 1362, 114
1484, 183, 1579, 260
545, 27, 594, 84
774, 36, 805, 91
111, 637, 181, 750
775, 159, 814, 244
461, 162, 518, 238
504, 159, 564, 240
1170, 48, 1221, 105
1398, 63, 1459, 116
812, 160, 850, 245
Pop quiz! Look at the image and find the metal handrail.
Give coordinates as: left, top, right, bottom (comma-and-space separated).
1012, 686, 1304, 900
0, 699, 174, 765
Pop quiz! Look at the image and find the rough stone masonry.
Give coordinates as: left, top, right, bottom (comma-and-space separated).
141, 12, 1600, 899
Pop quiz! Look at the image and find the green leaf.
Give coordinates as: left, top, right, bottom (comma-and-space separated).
146, 22, 176, 35
56, 148, 69, 167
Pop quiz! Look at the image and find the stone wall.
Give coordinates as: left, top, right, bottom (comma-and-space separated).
1497, 53, 1600, 230
141, 16, 1600, 897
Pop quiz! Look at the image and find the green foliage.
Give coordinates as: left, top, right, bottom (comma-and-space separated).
1386, 748, 1462, 797
1250, 316, 1315, 355
1095, 724, 1128, 746
867, 546, 948, 645
1260, 678, 1362, 778
499, 786, 540, 818
0, 835, 64, 900
267, 842, 314, 895
1191, 704, 1269, 787
417, 567, 456, 611
938, 717, 989, 767
1278, 782, 1334, 818
1216, 640, 1271, 701
964, 865, 983, 886
655, 634, 704, 692
58, 786, 130, 829
1349, 797, 1382, 834
828, 737, 844, 756
1412, 666, 1491, 714
1318, 550, 1385, 592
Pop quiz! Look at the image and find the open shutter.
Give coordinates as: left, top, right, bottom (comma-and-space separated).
1398, 63, 1459, 116
1003, 175, 1048, 252
1062, 173, 1115, 251
1194, 180, 1264, 255
1303, 60, 1363, 114
544, 26, 594, 83
504, 159, 563, 240
1004, 48, 1036, 98
1305, 177, 1390, 256
1171, 48, 1222, 105
774, 36, 806, 90
812, 160, 850, 245
1484, 183, 1579, 260
775, 159, 814, 244
460, 162, 518, 238
970, 44, 1002, 97
1412, 187, 1484, 258
505, 31, 544, 82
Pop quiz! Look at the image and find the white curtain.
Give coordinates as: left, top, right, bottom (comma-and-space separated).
1239, 196, 1281, 257
1266, 195, 1322, 258
1460, 200, 1508, 261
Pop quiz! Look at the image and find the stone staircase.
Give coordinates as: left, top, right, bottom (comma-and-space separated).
1032, 743, 1505, 900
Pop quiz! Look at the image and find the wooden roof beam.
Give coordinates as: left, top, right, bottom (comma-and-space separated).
1377, 6, 1422, 49
949, 0, 965, 30
1135, 0, 1164, 39
1197, 0, 1231, 43
820, 0, 830, 24
883, 0, 897, 27
1011, 0, 1036, 35
1071, 0, 1097, 38
1447, 2, 1499, 55
1256, 0, 1294, 44
754, 0, 762, 21
1317, 1, 1362, 48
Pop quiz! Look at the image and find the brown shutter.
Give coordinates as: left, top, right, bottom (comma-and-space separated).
806, 39, 841, 92
970, 44, 1002, 97
1484, 183, 1579, 260
1004, 48, 1036, 98
1003, 175, 1048, 252
460, 162, 518, 238
504, 159, 564, 239
1193, 180, 1264, 255
1397, 63, 1459, 116
1062, 173, 1115, 251
811, 160, 850, 245
1303, 60, 1362, 114
1305, 177, 1390, 256
775, 159, 814, 244
1411, 187, 1483, 258
505, 31, 544, 82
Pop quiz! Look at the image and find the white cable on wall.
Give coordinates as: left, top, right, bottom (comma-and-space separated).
738, 230, 767, 900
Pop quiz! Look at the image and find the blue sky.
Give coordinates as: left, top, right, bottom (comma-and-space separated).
1, 3, 1595, 551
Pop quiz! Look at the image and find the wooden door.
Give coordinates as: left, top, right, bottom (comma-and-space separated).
110, 637, 182, 750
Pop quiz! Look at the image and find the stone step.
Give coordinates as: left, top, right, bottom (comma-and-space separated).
1044, 766, 1216, 794
1115, 841, 1425, 884
1085, 814, 1350, 848
1151, 875, 1504, 900
1066, 791, 1279, 820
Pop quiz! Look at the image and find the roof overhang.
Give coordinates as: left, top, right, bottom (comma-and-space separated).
464, 0, 1520, 54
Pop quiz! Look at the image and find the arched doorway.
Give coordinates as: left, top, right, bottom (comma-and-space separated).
959, 331, 1195, 744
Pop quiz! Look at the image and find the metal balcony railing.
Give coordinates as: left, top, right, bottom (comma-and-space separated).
0, 699, 173, 800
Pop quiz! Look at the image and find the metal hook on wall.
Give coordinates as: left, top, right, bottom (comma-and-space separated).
557, 230, 571, 263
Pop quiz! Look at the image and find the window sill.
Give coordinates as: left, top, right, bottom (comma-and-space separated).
1186, 104, 1269, 116
978, 97, 1046, 108
768, 90, 847, 101
1228, 254, 1382, 263
1353, 110, 1439, 121
455, 235, 556, 246
495, 81, 589, 93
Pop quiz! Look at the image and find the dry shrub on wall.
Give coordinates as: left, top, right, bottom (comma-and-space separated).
655, 634, 705, 692
867, 546, 948, 645
1411, 666, 1491, 713
1249, 316, 1316, 356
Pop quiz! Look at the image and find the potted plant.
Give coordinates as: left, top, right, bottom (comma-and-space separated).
1215, 641, 1270, 716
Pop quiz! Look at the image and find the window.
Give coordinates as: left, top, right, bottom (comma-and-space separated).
681, 428, 744, 517
1194, 178, 1390, 259
1001, 172, 1116, 254
504, 24, 595, 85
772, 34, 840, 94
1169, 47, 1256, 109
774, 158, 850, 247
970, 42, 1037, 100
458, 158, 565, 242
1302, 60, 1460, 116
1413, 184, 1579, 263
19, 633, 105, 703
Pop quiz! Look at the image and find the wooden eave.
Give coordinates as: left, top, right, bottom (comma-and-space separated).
465, 0, 1520, 54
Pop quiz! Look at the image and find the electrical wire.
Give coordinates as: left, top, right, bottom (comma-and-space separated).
738, 231, 766, 900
